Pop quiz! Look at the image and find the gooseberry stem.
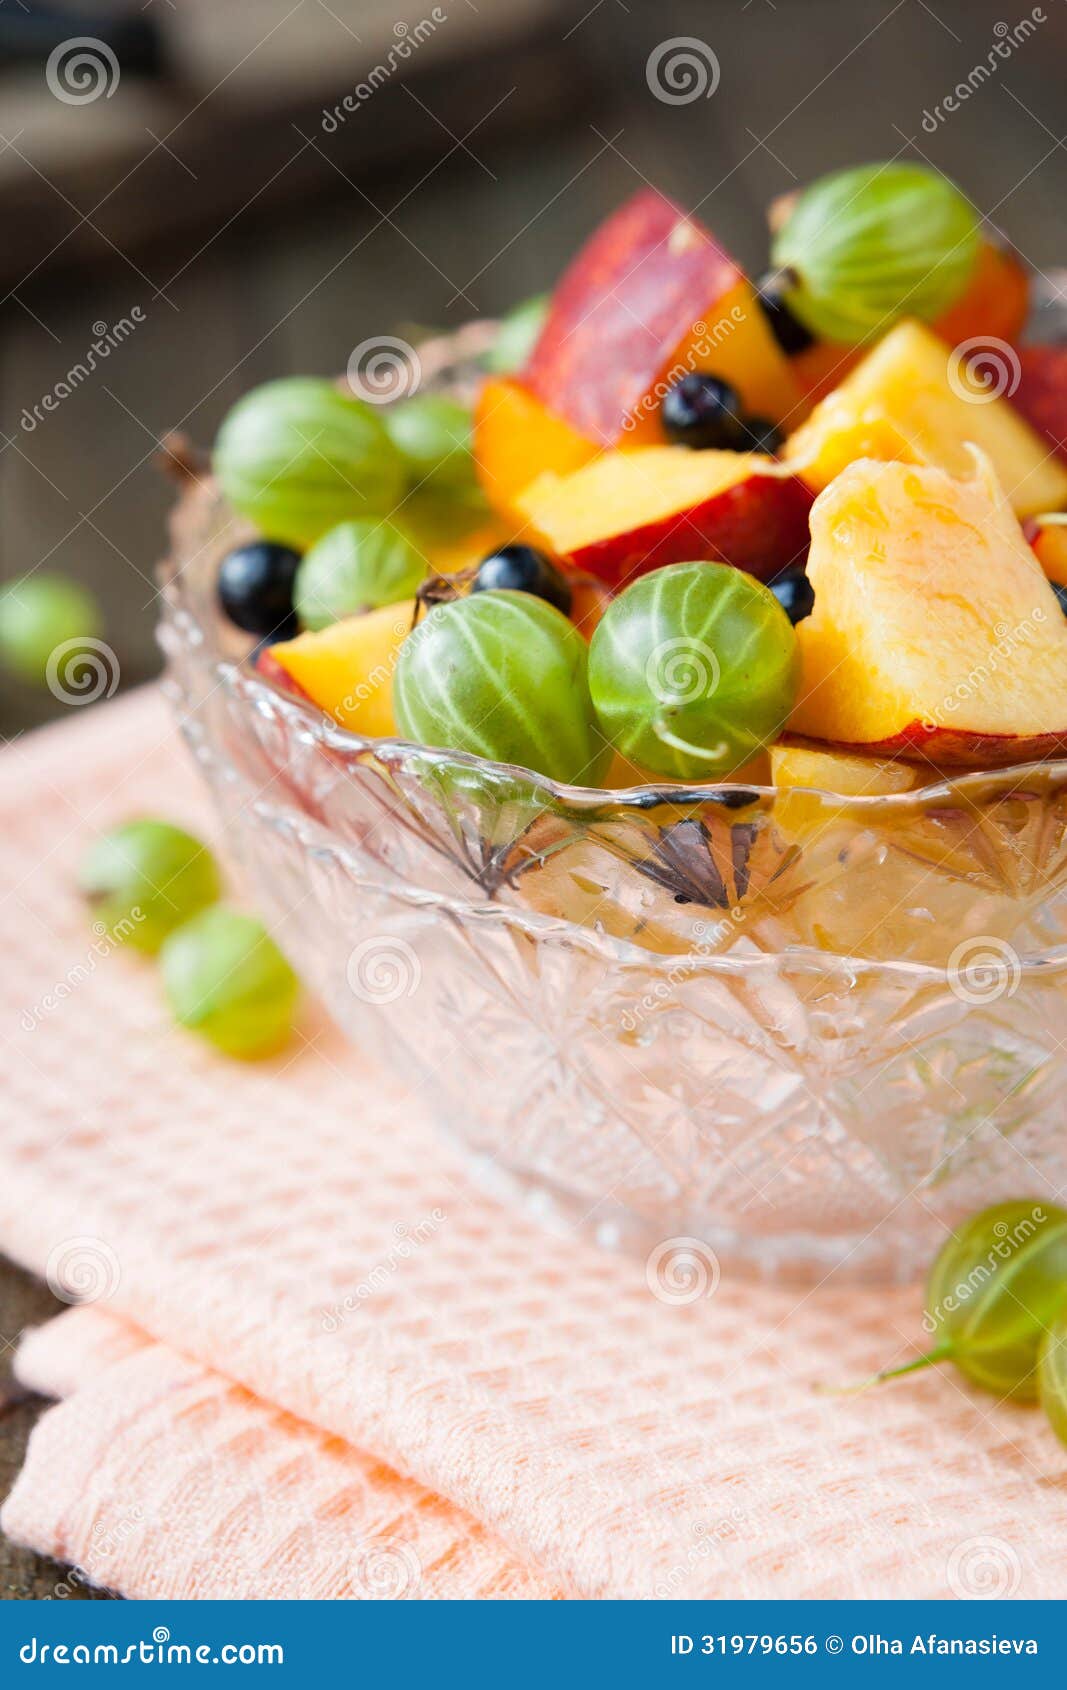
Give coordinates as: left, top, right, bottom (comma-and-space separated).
820, 1341, 954, 1396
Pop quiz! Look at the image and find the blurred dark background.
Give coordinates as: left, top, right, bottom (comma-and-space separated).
2, 0, 1066, 734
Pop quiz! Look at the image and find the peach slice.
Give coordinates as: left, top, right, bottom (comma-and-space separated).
522, 188, 802, 446
516, 446, 813, 588
1025, 513, 1067, 588
473, 377, 598, 520
258, 601, 414, 736
789, 453, 1067, 767
783, 319, 1067, 520
770, 744, 919, 796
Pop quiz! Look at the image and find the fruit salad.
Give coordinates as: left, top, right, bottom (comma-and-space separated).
210, 161, 1067, 804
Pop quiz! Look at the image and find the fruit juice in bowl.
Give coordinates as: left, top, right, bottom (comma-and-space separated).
159, 163, 1067, 1284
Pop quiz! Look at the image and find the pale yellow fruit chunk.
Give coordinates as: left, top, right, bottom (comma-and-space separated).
783, 319, 1067, 519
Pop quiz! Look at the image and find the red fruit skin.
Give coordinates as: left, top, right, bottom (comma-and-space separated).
1013, 346, 1067, 463
562, 473, 813, 590
254, 644, 313, 703
786, 722, 1067, 770
524, 189, 741, 446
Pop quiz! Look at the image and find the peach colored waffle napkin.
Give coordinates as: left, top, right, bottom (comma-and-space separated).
4, 689, 1067, 1600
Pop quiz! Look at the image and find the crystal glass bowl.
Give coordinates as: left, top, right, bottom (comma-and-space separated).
157, 322, 1067, 1285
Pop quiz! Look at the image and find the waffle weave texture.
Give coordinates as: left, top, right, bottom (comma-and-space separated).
2, 689, 1066, 1600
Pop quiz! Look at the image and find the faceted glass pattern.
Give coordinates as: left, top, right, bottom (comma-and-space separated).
158, 318, 1067, 1284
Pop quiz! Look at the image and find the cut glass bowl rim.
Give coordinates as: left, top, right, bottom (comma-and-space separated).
162, 527, 1067, 816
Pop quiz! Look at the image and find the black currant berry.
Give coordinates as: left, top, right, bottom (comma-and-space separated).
770, 568, 815, 625
660, 373, 747, 451
755, 269, 815, 355
472, 545, 572, 615
218, 541, 301, 638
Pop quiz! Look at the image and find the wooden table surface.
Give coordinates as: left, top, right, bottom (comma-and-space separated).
0, 1259, 114, 1600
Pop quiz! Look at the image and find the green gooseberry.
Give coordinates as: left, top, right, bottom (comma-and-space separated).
0, 574, 102, 685
213, 378, 406, 548
873, 1201, 1067, 1400
588, 561, 799, 781
485, 293, 549, 374
79, 819, 221, 954
382, 395, 475, 492
1038, 1305, 1067, 1446
294, 520, 427, 629
772, 162, 980, 345
160, 906, 299, 1060
393, 589, 612, 787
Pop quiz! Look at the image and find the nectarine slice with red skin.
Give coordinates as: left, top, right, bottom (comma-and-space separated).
523, 188, 802, 446
473, 376, 598, 519
517, 446, 813, 588
1013, 346, 1067, 465
790, 454, 1067, 768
